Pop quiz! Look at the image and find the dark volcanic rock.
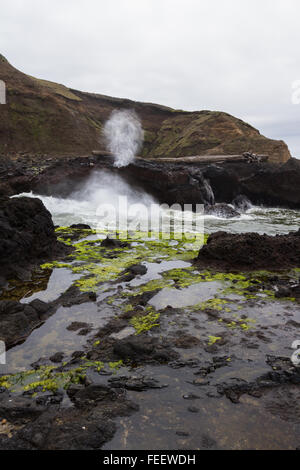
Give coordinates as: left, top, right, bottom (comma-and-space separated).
0, 196, 72, 281
118, 263, 148, 282
100, 237, 130, 249
70, 223, 91, 230
5, 153, 300, 212
0, 387, 137, 450
232, 194, 252, 212
240, 158, 300, 208
196, 230, 300, 270
108, 375, 168, 391
202, 165, 239, 202
113, 336, 178, 364
0, 300, 43, 348
49, 352, 64, 363
205, 203, 240, 219
0, 298, 54, 348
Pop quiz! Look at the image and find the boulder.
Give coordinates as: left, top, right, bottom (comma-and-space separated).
232, 194, 252, 212
0, 196, 72, 281
196, 230, 300, 270
205, 203, 240, 219
0, 300, 43, 347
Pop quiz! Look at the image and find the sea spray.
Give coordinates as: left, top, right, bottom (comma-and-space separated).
15, 171, 157, 229
103, 109, 144, 167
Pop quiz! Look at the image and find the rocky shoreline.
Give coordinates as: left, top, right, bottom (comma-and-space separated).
1, 153, 300, 210
0, 152, 299, 449
196, 230, 300, 271
0, 215, 299, 449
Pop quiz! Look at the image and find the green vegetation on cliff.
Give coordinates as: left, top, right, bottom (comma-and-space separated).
0, 54, 291, 163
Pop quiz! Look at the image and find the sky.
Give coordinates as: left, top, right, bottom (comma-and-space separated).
1, 0, 300, 156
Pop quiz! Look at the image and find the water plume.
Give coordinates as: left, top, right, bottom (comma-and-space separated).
103, 109, 144, 168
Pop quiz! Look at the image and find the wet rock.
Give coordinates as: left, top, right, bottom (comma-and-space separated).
70, 224, 91, 230
118, 263, 148, 282
176, 431, 190, 437
187, 406, 199, 413
110, 327, 136, 340
50, 352, 64, 363
183, 393, 200, 400
113, 336, 178, 364
109, 376, 168, 392
217, 358, 300, 404
232, 194, 252, 212
59, 286, 97, 307
201, 434, 217, 449
128, 264, 147, 276
88, 292, 97, 302
31, 357, 52, 369
35, 391, 63, 406
202, 165, 239, 202
0, 196, 72, 282
67, 321, 90, 332
101, 237, 130, 249
0, 300, 41, 348
71, 351, 86, 360
275, 286, 292, 298
0, 405, 121, 450
71, 384, 117, 408
0, 395, 46, 423
191, 378, 210, 386
196, 229, 300, 270
172, 334, 200, 349
191, 172, 215, 205
29, 299, 50, 316
66, 384, 85, 399
205, 203, 240, 218
240, 157, 300, 208
78, 327, 93, 336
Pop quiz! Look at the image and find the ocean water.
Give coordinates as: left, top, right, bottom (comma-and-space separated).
16, 170, 300, 235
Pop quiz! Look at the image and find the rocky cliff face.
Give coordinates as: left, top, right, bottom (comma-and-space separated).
0, 54, 291, 164
0, 195, 72, 282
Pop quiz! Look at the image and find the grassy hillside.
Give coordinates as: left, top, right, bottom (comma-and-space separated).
0, 54, 291, 163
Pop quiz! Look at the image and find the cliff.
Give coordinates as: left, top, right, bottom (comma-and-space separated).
0, 54, 291, 164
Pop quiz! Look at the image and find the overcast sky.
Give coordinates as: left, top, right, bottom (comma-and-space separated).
1, 0, 300, 156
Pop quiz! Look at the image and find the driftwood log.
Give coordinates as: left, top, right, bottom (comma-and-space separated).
92, 150, 268, 164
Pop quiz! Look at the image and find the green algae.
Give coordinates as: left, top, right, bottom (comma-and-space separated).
130, 307, 160, 334
46, 229, 205, 293
123, 304, 134, 313
40, 227, 300, 306
0, 359, 125, 395
41, 261, 71, 270
224, 317, 256, 331
208, 336, 222, 346
191, 298, 228, 312
162, 268, 249, 289
0, 269, 51, 302
128, 279, 173, 297
108, 360, 123, 371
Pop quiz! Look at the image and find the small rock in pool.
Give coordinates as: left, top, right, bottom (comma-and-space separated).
101, 237, 130, 249
50, 352, 64, 363
183, 393, 200, 400
275, 287, 292, 298
70, 224, 91, 230
188, 406, 199, 413
67, 321, 90, 332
